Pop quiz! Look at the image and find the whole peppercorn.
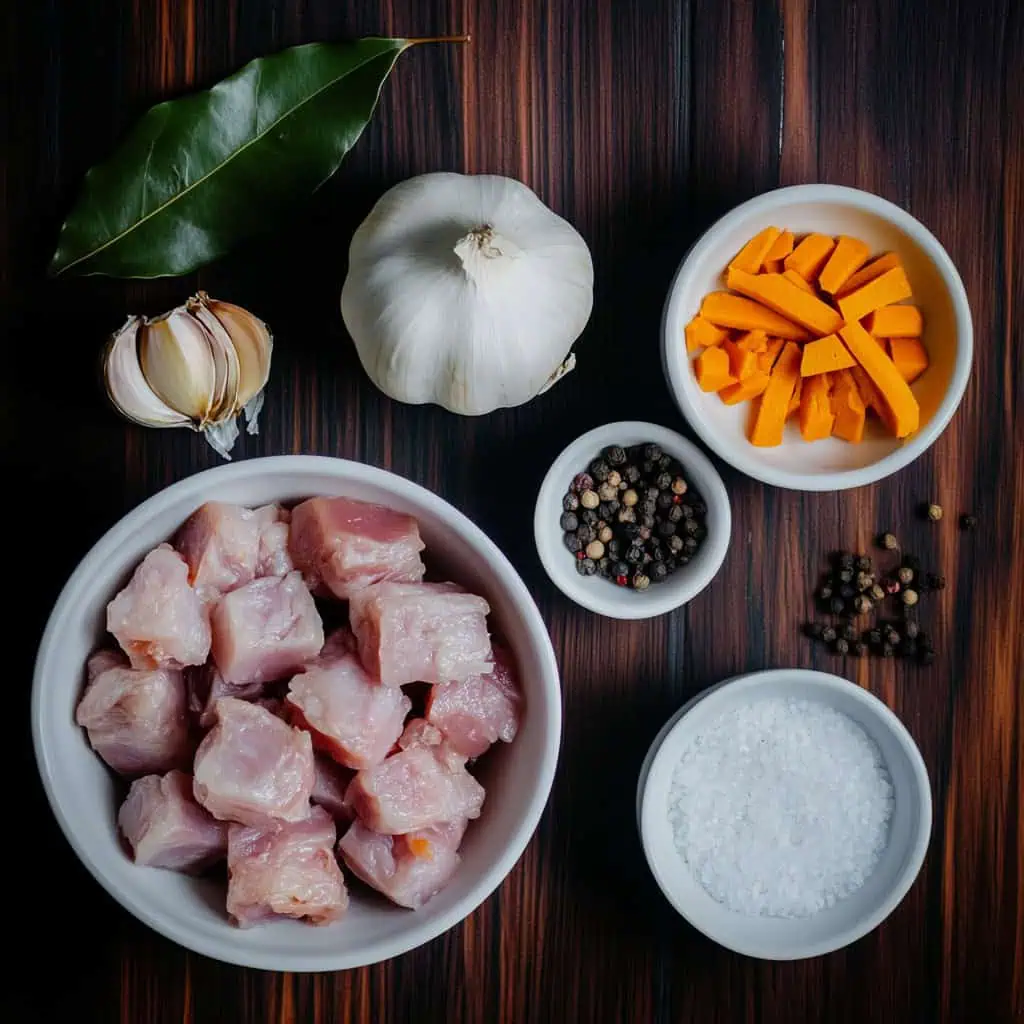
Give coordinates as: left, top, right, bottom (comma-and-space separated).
671, 477, 688, 496
617, 507, 637, 524
834, 638, 850, 655
840, 622, 857, 642
905, 619, 920, 640
657, 492, 674, 510
559, 511, 578, 532
851, 641, 866, 657
580, 489, 600, 510
613, 561, 629, 577
884, 625, 901, 647
856, 555, 872, 572
563, 532, 583, 553
656, 472, 673, 490
576, 524, 596, 545
870, 583, 886, 602
641, 514, 656, 530
598, 482, 618, 502
881, 643, 895, 658
615, 574, 629, 587
879, 532, 899, 551
622, 489, 639, 507
683, 536, 699, 553
856, 572, 875, 592
867, 628, 883, 647
692, 500, 708, 517
585, 539, 606, 560
924, 502, 944, 522
693, 526, 707, 542
897, 566, 914, 585
684, 518, 700, 536
668, 504, 684, 523
580, 508, 598, 526
902, 588, 919, 607
626, 545, 644, 564
576, 557, 597, 576
658, 520, 677, 537
562, 492, 579, 512
925, 573, 946, 591
633, 573, 651, 591
854, 594, 873, 615
650, 562, 669, 582
638, 526, 652, 541
590, 459, 611, 482
643, 443, 663, 461
607, 470, 622, 488
622, 522, 641, 540
607, 538, 622, 557
640, 499, 657, 517
838, 568, 855, 584
803, 622, 825, 640
821, 625, 838, 644
604, 445, 627, 466
817, 583, 834, 602
598, 526, 613, 544
624, 465, 641, 484
918, 646, 937, 666
658, 454, 674, 471
959, 513, 977, 531
680, 503, 695, 519
668, 535, 684, 554
898, 638, 917, 659
597, 557, 611, 577
830, 596, 847, 615
838, 583, 855, 600
836, 552, 855, 571
642, 460, 656, 475
571, 472, 594, 493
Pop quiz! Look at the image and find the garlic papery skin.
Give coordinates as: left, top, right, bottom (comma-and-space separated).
341, 172, 594, 415
139, 307, 217, 424
104, 317, 191, 428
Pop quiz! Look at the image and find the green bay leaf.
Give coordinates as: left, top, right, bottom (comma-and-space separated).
50, 38, 410, 278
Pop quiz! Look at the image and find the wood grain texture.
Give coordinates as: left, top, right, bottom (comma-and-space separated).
2, 0, 1022, 1021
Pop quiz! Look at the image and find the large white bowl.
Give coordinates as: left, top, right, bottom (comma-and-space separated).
662, 184, 973, 490
638, 669, 932, 960
534, 422, 731, 619
32, 455, 562, 972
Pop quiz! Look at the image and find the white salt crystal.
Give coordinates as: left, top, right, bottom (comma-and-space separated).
667, 697, 894, 918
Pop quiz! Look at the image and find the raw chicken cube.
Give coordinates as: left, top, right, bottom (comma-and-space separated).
186, 663, 264, 729
288, 496, 425, 599
345, 731, 485, 834
426, 645, 521, 757
253, 504, 294, 578
193, 697, 315, 825
76, 653, 192, 775
337, 818, 467, 909
285, 651, 411, 769
210, 571, 324, 686
349, 582, 493, 686
174, 502, 260, 601
107, 545, 211, 670
227, 806, 348, 927
118, 769, 228, 871
311, 756, 356, 821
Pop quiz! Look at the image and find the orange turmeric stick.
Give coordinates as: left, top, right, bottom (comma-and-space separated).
723, 339, 759, 380
757, 337, 785, 373
729, 226, 782, 274
726, 267, 843, 336
799, 373, 835, 441
685, 315, 729, 353
694, 346, 736, 392
800, 334, 856, 376
787, 378, 803, 419
888, 336, 930, 382
839, 321, 919, 437
784, 233, 836, 280
817, 235, 871, 295
749, 342, 802, 447
831, 371, 867, 443
764, 259, 784, 274
836, 266, 913, 323
865, 305, 923, 337
849, 365, 896, 432
700, 291, 811, 340
736, 329, 769, 353
764, 229, 795, 263
719, 372, 770, 405
835, 252, 902, 298
783, 269, 814, 294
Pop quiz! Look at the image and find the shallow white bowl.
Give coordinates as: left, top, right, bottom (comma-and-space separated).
662, 184, 973, 490
638, 669, 931, 960
32, 455, 562, 972
534, 422, 731, 619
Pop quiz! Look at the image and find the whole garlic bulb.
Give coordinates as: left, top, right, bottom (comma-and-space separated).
341, 173, 594, 415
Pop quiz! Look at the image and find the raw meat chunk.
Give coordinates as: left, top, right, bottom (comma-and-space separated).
312, 627, 358, 666
76, 657, 192, 775
193, 697, 314, 825
311, 756, 356, 821
210, 571, 324, 686
227, 806, 348, 927
345, 735, 485, 834
107, 545, 211, 670
88, 648, 128, 681
288, 496, 425, 599
337, 818, 467, 909
349, 582, 492, 686
174, 502, 260, 601
253, 504, 294, 578
118, 770, 228, 871
186, 663, 264, 729
426, 645, 521, 757
285, 652, 411, 769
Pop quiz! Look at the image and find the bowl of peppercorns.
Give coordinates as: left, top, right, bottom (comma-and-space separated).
534, 422, 731, 619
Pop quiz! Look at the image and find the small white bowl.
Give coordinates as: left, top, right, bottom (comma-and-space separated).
662, 184, 973, 490
534, 422, 731, 619
32, 455, 562, 972
638, 669, 932, 960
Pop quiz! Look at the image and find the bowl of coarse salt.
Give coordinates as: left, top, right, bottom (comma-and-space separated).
637, 669, 931, 959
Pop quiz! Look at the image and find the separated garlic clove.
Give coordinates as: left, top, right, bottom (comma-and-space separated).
139, 307, 217, 424
103, 317, 191, 428
189, 296, 240, 423
201, 295, 273, 412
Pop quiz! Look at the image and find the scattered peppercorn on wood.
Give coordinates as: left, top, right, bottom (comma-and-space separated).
688, 227, 927, 446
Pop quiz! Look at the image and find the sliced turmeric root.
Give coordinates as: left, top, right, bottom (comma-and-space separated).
784, 233, 836, 280
749, 342, 802, 447
799, 373, 835, 441
865, 305, 923, 337
888, 336, 929, 382
835, 252, 902, 298
836, 266, 913, 323
800, 333, 856, 376
729, 226, 782, 274
694, 345, 736, 392
831, 370, 867, 443
839, 321, 920, 437
685, 315, 729, 353
700, 291, 811, 340
726, 268, 843, 336
719, 372, 770, 405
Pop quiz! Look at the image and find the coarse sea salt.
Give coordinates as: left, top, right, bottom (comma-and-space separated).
667, 697, 894, 918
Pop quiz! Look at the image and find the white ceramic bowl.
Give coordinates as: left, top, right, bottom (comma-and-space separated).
638, 669, 932, 960
534, 422, 731, 619
662, 184, 973, 490
32, 455, 562, 972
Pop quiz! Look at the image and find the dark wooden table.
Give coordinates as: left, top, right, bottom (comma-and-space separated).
4, 1, 1022, 1021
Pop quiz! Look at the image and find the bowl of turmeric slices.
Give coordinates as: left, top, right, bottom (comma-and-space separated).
661, 185, 972, 490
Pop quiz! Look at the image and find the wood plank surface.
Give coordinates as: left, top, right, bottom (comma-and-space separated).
2, 0, 1022, 1021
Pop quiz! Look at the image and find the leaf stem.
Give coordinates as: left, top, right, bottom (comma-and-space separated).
406, 34, 471, 47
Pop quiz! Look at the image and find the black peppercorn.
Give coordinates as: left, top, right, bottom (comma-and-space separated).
576, 524, 596, 545
658, 454, 674, 471
658, 520, 676, 537
834, 638, 850, 655
884, 625, 901, 647
684, 518, 700, 536
904, 619, 920, 640
613, 561, 629, 577
840, 622, 857, 642
621, 522, 641, 540
650, 562, 669, 582
607, 539, 622, 557
559, 511, 578, 532
822, 625, 838, 644
851, 640, 866, 657
576, 557, 597, 576
817, 583, 834, 602
959, 513, 977, 531
837, 552, 855, 571
683, 536, 698, 553
581, 509, 599, 526
562, 493, 579, 512
838, 568, 855, 584
623, 465, 640, 485
590, 459, 611, 482
640, 499, 657, 517
830, 596, 846, 615
667, 504, 684, 523
656, 492, 674, 510
604, 445, 627, 466
856, 555, 872, 571
839, 584, 855, 600
641, 514, 656, 529
643, 443, 663, 461
680, 504, 694, 520
655, 472, 672, 490
597, 557, 611, 577
867, 628, 883, 647
626, 546, 643, 564
563, 533, 582, 553
803, 622, 825, 640
642, 460, 655, 475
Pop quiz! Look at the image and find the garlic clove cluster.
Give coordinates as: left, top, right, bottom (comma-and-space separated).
103, 293, 272, 459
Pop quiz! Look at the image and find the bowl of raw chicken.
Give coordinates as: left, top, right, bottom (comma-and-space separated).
32, 455, 561, 971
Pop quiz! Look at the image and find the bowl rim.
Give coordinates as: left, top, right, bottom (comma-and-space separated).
661, 183, 974, 491
533, 421, 732, 619
31, 454, 563, 972
637, 668, 933, 960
